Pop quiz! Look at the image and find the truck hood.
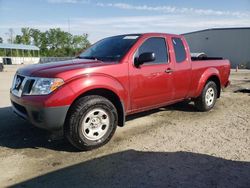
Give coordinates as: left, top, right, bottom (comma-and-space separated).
17, 59, 115, 79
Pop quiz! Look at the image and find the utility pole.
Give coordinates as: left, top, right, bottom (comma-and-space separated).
68, 17, 72, 58
6, 28, 15, 44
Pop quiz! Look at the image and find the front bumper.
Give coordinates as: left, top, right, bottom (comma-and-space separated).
10, 93, 69, 130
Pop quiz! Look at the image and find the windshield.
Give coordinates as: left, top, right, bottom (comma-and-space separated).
79, 34, 140, 62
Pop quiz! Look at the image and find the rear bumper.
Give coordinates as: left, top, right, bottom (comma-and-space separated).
10, 93, 69, 130
224, 80, 230, 88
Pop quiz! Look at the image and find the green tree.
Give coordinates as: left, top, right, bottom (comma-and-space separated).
20, 28, 31, 44
14, 35, 22, 44
6, 27, 91, 57
30, 29, 41, 46
72, 34, 90, 49
39, 32, 49, 56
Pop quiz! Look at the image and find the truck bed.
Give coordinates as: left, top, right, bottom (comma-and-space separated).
189, 59, 231, 97
191, 56, 223, 61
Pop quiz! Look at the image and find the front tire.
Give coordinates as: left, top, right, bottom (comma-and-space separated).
194, 81, 218, 112
65, 95, 118, 151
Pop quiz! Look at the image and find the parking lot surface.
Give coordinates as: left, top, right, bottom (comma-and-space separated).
0, 66, 249, 187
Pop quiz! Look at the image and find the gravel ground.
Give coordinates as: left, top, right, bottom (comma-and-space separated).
0, 66, 249, 188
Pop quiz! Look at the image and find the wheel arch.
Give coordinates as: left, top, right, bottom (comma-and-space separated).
67, 88, 125, 127
195, 68, 221, 98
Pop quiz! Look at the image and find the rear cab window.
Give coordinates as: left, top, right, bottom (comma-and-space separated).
172, 37, 186, 63
135, 37, 168, 64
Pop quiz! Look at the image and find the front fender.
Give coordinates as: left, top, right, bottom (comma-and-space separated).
68, 73, 128, 108
194, 68, 220, 97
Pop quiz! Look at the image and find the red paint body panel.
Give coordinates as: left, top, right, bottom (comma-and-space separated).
13, 33, 230, 117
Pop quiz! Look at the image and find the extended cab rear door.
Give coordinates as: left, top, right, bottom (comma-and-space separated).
128, 35, 174, 111
170, 36, 192, 100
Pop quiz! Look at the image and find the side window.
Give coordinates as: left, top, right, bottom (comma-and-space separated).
172, 37, 186, 63
136, 37, 168, 64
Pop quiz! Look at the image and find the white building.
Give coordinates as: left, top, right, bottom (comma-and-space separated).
0, 43, 40, 65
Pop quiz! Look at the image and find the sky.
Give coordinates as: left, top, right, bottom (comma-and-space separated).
0, 0, 250, 43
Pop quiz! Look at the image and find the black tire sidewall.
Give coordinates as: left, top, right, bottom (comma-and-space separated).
66, 96, 118, 150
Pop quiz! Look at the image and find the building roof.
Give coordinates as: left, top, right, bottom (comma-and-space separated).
0, 43, 39, 50
183, 27, 250, 35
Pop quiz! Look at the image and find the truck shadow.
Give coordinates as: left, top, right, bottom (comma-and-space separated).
127, 101, 197, 121
13, 150, 250, 188
0, 106, 76, 152
0, 102, 196, 152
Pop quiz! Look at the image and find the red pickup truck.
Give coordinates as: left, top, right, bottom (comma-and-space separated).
10, 33, 230, 150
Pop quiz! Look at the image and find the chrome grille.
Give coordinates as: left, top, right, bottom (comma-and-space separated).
11, 74, 36, 97
13, 75, 25, 90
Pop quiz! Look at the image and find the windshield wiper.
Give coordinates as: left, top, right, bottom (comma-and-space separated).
76, 56, 100, 60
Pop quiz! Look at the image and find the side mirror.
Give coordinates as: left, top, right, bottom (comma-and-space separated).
134, 52, 155, 67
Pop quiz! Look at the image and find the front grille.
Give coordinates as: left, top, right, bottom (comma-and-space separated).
13, 75, 25, 90
23, 79, 35, 94
12, 101, 27, 115
11, 74, 36, 97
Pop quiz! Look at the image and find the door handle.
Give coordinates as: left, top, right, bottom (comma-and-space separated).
165, 69, 173, 73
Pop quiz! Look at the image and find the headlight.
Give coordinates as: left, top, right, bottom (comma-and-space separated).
30, 78, 64, 95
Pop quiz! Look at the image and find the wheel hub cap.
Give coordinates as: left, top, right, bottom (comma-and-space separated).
81, 108, 110, 141
205, 87, 215, 106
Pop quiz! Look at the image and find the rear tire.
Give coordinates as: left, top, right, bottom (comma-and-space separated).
65, 95, 118, 151
194, 81, 218, 112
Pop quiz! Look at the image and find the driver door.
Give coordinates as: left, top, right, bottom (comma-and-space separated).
129, 36, 174, 111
